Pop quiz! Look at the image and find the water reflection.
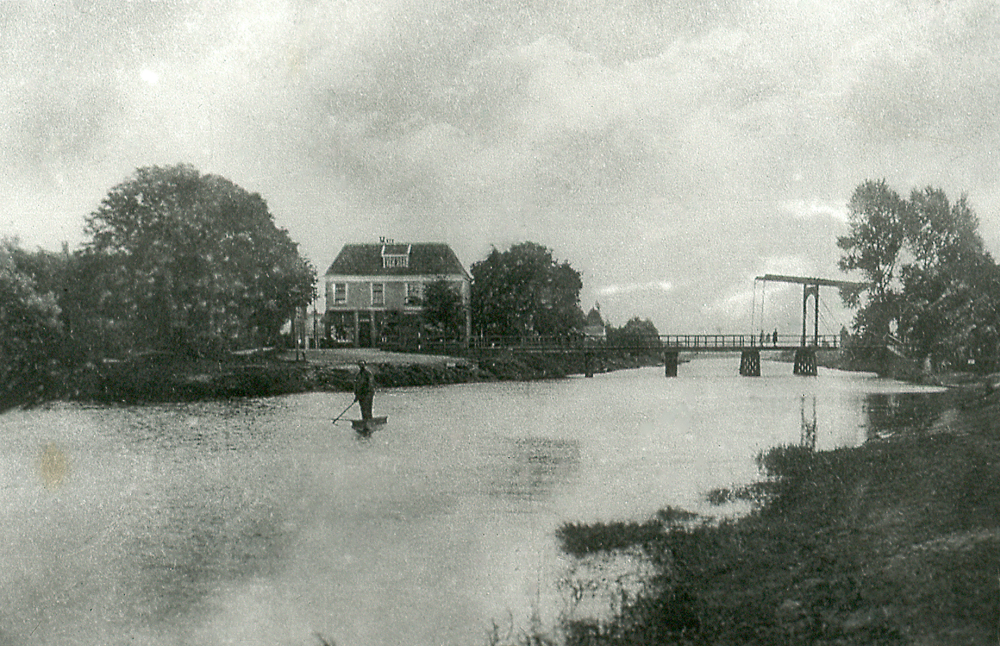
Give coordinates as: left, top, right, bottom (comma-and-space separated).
106, 401, 280, 453
0, 364, 951, 646
130, 488, 287, 623
488, 437, 581, 502
800, 395, 817, 450
863, 392, 949, 440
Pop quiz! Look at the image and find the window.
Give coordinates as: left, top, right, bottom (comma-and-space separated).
371, 283, 384, 306
406, 282, 423, 306
381, 243, 411, 268
333, 283, 347, 305
383, 255, 409, 268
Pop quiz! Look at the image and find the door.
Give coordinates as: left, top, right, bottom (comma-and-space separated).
358, 313, 372, 347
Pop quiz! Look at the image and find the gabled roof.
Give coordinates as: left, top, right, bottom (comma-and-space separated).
325, 243, 470, 279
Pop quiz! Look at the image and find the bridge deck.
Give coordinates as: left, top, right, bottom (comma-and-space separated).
469, 333, 843, 353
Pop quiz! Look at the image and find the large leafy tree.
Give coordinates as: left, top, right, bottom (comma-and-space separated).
471, 242, 584, 338
897, 187, 997, 366
839, 180, 1000, 369
837, 179, 909, 341
422, 278, 466, 337
905, 187, 984, 271
79, 164, 315, 355
0, 240, 63, 408
606, 317, 662, 356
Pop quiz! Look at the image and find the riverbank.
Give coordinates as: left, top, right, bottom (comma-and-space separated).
775, 346, 979, 386
59, 347, 658, 405
552, 382, 1000, 645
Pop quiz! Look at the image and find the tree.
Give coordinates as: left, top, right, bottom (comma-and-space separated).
840, 180, 1000, 370
606, 317, 662, 357
78, 164, 315, 355
897, 187, 997, 367
0, 240, 63, 408
422, 278, 465, 337
905, 187, 985, 271
470, 242, 584, 338
837, 179, 908, 341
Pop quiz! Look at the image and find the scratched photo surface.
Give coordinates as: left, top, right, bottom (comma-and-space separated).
3, 1, 999, 645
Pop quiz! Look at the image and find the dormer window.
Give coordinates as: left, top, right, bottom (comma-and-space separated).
381, 244, 411, 269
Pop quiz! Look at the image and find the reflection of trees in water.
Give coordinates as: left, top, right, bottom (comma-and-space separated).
488, 437, 581, 502
800, 395, 816, 451
556, 549, 659, 628
863, 392, 949, 440
109, 404, 279, 453
128, 482, 287, 624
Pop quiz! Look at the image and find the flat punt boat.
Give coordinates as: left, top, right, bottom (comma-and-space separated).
351, 416, 387, 434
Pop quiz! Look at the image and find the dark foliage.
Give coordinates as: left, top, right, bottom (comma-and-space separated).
422, 278, 466, 337
77, 164, 315, 357
605, 317, 661, 357
471, 242, 585, 338
0, 241, 64, 410
839, 180, 1000, 367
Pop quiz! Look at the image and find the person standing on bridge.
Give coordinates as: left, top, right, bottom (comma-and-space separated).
773, 329, 778, 346
354, 360, 375, 421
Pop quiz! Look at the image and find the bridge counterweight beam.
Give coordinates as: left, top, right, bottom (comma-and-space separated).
664, 351, 679, 377
739, 349, 760, 376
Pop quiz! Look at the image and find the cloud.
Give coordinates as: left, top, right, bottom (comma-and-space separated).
4, 0, 1000, 335
780, 199, 848, 223
597, 281, 673, 296
708, 254, 816, 321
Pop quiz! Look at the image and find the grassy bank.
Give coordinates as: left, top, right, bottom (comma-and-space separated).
55, 349, 660, 405
549, 384, 1000, 645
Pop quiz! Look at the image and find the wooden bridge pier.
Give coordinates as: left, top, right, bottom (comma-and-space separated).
739, 349, 761, 376
793, 347, 817, 376
664, 351, 679, 377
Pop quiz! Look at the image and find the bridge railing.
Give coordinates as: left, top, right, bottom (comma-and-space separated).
468, 333, 844, 352
661, 334, 758, 349
661, 334, 842, 349
470, 334, 585, 350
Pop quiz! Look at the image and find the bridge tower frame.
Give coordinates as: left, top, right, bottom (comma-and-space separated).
756, 274, 867, 376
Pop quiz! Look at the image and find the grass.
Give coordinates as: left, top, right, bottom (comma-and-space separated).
548, 387, 1000, 645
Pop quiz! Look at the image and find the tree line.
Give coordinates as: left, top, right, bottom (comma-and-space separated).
8, 166, 996, 411
467, 240, 662, 353
2, 164, 664, 408
2, 165, 316, 408
838, 179, 1000, 370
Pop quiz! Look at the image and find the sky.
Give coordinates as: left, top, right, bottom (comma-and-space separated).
4, 0, 1000, 335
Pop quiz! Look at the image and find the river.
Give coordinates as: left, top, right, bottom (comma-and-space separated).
0, 357, 946, 646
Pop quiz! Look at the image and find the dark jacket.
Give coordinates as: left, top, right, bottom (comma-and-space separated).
354, 367, 374, 400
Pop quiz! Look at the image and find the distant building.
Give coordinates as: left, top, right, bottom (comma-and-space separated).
324, 241, 471, 347
583, 304, 606, 341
